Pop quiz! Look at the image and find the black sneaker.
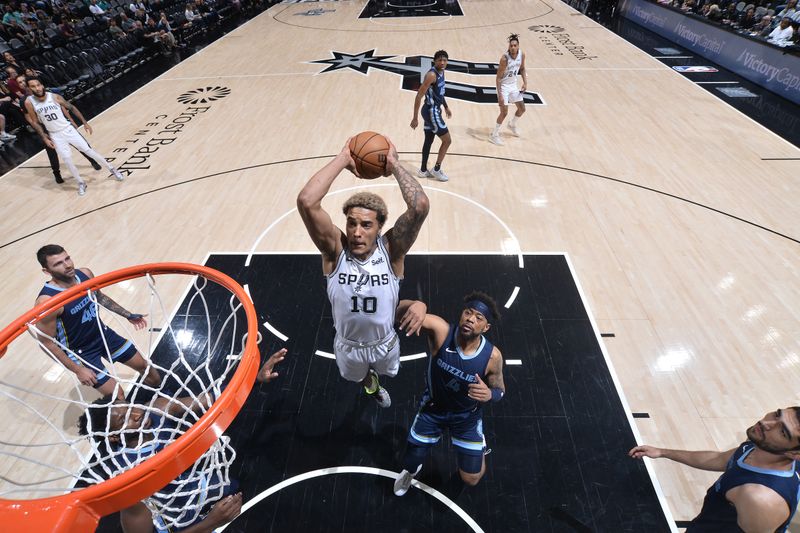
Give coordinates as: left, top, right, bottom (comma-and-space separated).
54, 173, 64, 184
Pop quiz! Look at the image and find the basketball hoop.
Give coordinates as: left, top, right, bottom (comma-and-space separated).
0, 263, 260, 531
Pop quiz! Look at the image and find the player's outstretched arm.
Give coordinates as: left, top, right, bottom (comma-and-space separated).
257, 348, 287, 383
82, 268, 148, 330
297, 140, 358, 266
384, 158, 430, 276
396, 299, 427, 336
628, 444, 736, 472
55, 93, 91, 134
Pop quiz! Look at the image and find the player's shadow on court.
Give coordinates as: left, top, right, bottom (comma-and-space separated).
465, 127, 497, 143
234, 380, 407, 483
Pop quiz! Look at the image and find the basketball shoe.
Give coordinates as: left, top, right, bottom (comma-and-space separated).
365, 369, 391, 408
394, 464, 422, 496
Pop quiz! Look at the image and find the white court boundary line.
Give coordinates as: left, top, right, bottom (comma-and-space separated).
217, 466, 484, 533
562, 253, 678, 533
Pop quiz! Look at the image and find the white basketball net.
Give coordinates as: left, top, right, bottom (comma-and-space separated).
0, 271, 257, 530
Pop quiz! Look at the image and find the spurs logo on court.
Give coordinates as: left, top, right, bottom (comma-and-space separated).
310, 50, 545, 105
177, 86, 232, 105
528, 25, 565, 33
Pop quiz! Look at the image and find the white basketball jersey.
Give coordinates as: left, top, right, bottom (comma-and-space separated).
326, 237, 400, 343
31, 92, 71, 133
501, 51, 522, 87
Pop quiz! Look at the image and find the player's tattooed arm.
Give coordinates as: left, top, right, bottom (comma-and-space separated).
94, 290, 135, 319
387, 162, 430, 260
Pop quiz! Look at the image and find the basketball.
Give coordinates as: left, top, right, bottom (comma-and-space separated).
349, 131, 390, 180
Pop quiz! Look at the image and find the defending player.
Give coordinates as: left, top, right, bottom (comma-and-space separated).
34, 244, 160, 399
394, 292, 506, 495
24, 77, 124, 196
630, 408, 800, 532
490, 34, 528, 146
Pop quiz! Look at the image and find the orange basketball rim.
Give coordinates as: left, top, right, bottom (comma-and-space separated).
0, 263, 260, 532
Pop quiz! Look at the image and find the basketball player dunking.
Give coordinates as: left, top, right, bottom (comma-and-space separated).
411, 50, 452, 182
490, 34, 528, 146
34, 244, 160, 399
297, 137, 430, 407
24, 77, 124, 196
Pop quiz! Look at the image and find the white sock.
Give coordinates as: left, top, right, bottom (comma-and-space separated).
510, 116, 518, 127
492, 124, 501, 135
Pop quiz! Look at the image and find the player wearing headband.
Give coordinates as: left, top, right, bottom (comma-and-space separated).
393, 291, 506, 495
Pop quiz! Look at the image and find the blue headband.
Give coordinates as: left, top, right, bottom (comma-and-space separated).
466, 300, 493, 321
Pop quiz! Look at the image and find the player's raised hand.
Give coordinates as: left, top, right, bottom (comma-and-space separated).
467, 373, 492, 402
340, 137, 361, 178
384, 138, 399, 176
127, 313, 147, 330
628, 445, 664, 460
205, 492, 242, 527
398, 300, 427, 336
257, 348, 287, 383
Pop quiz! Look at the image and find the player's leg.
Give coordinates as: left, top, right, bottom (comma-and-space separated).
508, 99, 526, 136
452, 411, 487, 486
419, 105, 435, 177
420, 130, 435, 177
104, 328, 161, 387
334, 337, 390, 406
427, 105, 450, 182
120, 350, 161, 387
94, 371, 126, 400
490, 100, 508, 145
457, 451, 486, 486
69, 128, 125, 181
395, 409, 442, 496
45, 145, 64, 183
79, 146, 103, 170
53, 133, 86, 195
365, 333, 399, 407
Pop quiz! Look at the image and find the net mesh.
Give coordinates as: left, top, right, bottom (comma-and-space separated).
0, 268, 255, 530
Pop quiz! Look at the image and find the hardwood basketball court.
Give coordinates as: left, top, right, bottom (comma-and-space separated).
1, 0, 799, 530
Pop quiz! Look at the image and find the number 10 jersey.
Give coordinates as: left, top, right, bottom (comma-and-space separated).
326, 236, 400, 344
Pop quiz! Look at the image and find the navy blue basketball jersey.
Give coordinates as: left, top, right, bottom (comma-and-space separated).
425, 324, 494, 412
38, 270, 101, 350
424, 67, 446, 108
688, 442, 800, 532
